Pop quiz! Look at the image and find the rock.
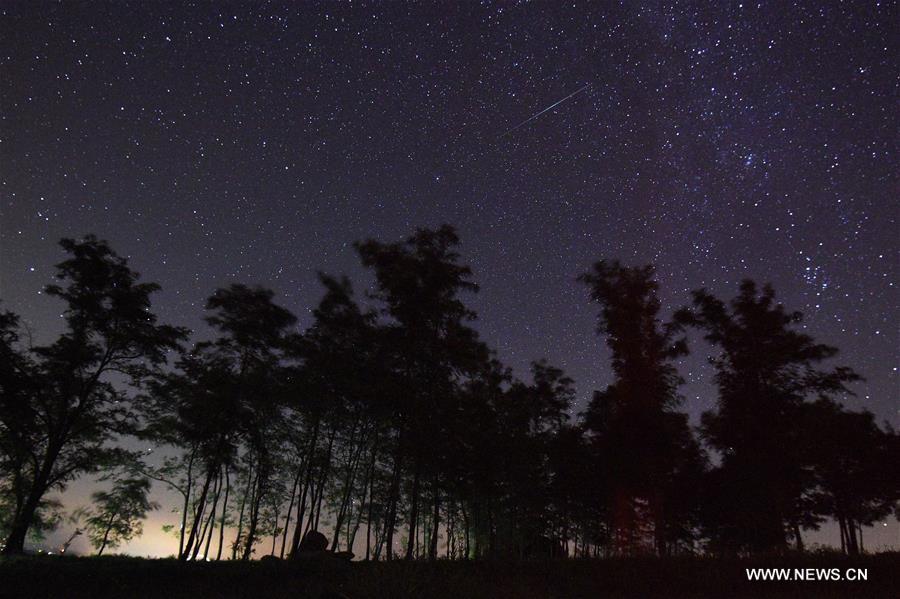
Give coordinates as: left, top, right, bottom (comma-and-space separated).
297, 530, 329, 553
290, 530, 353, 579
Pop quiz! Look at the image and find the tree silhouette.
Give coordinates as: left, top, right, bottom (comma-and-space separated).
0, 236, 184, 554
803, 399, 898, 554
675, 280, 861, 554
143, 346, 244, 560
355, 225, 486, 560
204, 285, 297, 560
579, 261, 701, 556
145, 284, 296, 561
1, 232, 892, 562
282, 274, 383, 558
85, 476, 158, 555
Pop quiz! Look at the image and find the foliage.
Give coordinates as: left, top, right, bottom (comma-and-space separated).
1, 231, 894, 562
0, 236, 185, 554
85, 476, 158, 555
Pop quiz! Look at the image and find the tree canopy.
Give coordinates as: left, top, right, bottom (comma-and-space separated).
1, 231, 895, 559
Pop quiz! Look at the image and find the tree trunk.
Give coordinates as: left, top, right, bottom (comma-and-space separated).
462, 503, 470, 560
363, 443, 378, 560
2, 481, 47, 555
2, 425, 66, 553
792, 521, 804, 552
231, 462, 253, 560
97, 512, 116, 556
216, 465, 230, 561
182, 466, 215, 561
280, 463, 303, 558
404, 462, 422, 560
846, 517, 859, 555
289, 415, 321, 557
311, 426, 337, 533
331, 424, 366, 550
838, 516, 846, 554
242, 459, 267, 560
428, 485, 440, 561
198, 471, 222, 560
383, 442, 404, 561
194, 471, 221, 560
178, 449, 196, 559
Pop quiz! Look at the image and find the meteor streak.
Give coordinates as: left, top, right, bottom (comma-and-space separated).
498, 83, 591, 139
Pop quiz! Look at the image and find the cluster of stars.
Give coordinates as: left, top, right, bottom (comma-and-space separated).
1, 0, 895, 477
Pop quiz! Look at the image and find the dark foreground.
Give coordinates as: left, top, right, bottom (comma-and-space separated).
1, 554, 897, 599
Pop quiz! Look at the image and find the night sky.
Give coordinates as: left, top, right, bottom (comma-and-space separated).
0, 2, 897, 552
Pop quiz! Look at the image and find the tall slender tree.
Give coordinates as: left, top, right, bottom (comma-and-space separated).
580, 261, 699, 556
355, 225, 485, 560
202, 285, 297, 560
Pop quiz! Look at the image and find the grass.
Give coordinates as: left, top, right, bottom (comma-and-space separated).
1, 553, 897, 598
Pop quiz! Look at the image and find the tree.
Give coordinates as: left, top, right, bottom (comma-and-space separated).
282, 274, 383, 558
487, 360, 576, 558
0, 236, 185, 554
579, 261, 700, 556
143, 350, 245, 560
145, 284, 297, 561
355, 225, 486, 560
85, 476, 158, 555
675, 280, 860, 554
804, 399, 898, 554
206, 284, 297, 561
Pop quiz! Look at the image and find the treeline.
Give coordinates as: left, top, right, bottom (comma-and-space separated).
1, 227, 897, 559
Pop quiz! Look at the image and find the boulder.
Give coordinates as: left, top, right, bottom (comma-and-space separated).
297, 530, 329, 553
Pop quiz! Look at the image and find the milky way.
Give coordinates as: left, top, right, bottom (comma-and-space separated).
1, 3, 896, 441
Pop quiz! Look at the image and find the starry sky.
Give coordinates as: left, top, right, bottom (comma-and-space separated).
0, 2, 897, 552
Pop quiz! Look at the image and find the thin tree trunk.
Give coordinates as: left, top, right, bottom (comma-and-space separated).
446, 502, 454, 559
838, 516, 846, 554
462, 503, 470, 560
404, 462, 422, 560
846, 517, 859, 555
242, 458, 267, 560
428, 484, 440, 561
792, 521, 804, 552
232, 462, 253, 560
270, 503, 280, 556
280, 463, 303, 558
331, 424, 366, 550
216, 465, 230, 561
382, 436, 405, 561
363, 443, 379, 560
178, 450, 196, 559
289, 415, 321, 557
97, 512, 116, 556
199, 470, 222, 560
311, 426, 338, 533
194, 471, 220, 560
182, 465, 215, 561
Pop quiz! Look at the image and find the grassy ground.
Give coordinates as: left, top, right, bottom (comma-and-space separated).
1, 553, 896, 598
